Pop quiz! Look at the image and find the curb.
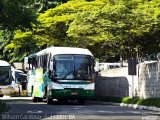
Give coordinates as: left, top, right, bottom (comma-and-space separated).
88, 101, 160, 113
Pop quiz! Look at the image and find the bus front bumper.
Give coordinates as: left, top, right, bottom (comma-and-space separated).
50, 89, 94, 100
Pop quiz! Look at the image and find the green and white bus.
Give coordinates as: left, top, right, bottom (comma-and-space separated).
24, 47, 95, 104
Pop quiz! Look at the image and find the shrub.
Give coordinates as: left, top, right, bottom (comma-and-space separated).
93, 96, 160, 107
122, 97, 140, 104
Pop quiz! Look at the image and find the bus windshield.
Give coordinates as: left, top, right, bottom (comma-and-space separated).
53, 55, 94, 80
0, 67, 11, 85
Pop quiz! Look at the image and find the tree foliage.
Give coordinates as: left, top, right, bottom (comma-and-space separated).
0, 0, 38, 61
1, 0, 160, 62
0, 0, 36, 30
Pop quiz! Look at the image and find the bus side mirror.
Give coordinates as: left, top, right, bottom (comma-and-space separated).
49, 60, 53, 71
48, 70, 57, 81
48, 70, 52, 79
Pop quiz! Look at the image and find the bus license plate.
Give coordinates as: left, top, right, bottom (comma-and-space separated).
71, 92, 77, 95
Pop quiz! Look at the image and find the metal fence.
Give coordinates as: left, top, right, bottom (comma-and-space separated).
139, 52, 160, 63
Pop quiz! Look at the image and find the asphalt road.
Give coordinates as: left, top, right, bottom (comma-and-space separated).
0, 96, 160, 120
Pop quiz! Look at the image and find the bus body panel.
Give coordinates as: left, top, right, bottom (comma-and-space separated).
33, 68, 44, 97
47, 82, 94, 100
27, 68, 44, 97
27, 70, 35, 96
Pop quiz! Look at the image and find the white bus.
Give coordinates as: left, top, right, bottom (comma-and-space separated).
0, 60, 12, 97
24, 47, 95, 104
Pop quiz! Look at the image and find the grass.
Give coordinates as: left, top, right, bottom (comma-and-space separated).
122, 97, 141, 104
122, 97, 160, 107
0, 101, 6, 113
93, 96, 160, 107
138, 98, 160, 107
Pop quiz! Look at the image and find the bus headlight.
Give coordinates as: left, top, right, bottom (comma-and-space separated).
84, 83, 95, 90
51, 82, 64, 89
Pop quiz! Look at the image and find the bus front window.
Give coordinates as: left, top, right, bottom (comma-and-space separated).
0, 68, 11, 85
53, 55, 94, 80
74, 55, 93, 80
53, 55, 74, 79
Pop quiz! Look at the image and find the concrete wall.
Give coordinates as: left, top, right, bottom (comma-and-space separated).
96, 61, 160, 99
138, 61, 160, 99
95, 76, 129, 97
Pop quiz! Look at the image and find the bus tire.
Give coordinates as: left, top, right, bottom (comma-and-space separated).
47, 98, 53, 105
78, 100, 85, 105
31, 86, 38, 102
38, 98, 43, 102
32, 97, 38, 102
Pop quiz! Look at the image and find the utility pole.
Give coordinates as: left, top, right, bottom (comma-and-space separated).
128, 58, 137, 98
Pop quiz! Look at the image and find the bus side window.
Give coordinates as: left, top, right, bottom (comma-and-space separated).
32, 57, 36, 69
39, 57, 41, 68
31, 58, 33, 69
41, 56, 43, 68
46, 54, 49, 71
43, 55, 47, 69
47, 53, 52, 70
37, 57, 40, 68
42, 55, 47, 73
28, 58, 31, 70
28, 58, 33, 70
40, 56, 42, 68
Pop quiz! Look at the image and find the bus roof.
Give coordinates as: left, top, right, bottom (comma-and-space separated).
29, 47, 93, 57
0, 60, 10, 67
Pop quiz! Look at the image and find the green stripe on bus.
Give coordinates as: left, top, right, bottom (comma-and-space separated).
51, 89, 94, 99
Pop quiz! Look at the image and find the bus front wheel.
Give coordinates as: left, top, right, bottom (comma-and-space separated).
32, 97, 38, 102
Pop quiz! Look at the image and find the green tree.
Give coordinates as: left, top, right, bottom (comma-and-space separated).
67, 0, 160, 60
3, 0, 160, 62
0, 0, 37, 61
32, 0, 71, 12
0, 0, 36, 30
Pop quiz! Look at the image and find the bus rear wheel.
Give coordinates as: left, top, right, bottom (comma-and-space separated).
32, 97, 38, 102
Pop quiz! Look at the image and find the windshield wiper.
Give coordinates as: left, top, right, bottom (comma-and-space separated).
61, 71, 74, 79
61, 70, 92, 80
